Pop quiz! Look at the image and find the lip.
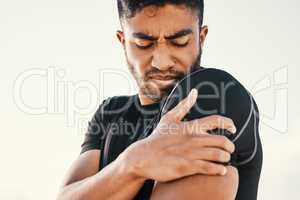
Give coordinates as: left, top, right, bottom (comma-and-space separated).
150, 75, 177, 81
151, 78, 176, 88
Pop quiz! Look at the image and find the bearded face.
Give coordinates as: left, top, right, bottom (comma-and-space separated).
126, 48, 202, 102
117, 4, 208, 104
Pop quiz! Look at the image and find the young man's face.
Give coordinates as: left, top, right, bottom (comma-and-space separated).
117, 4, 208, 105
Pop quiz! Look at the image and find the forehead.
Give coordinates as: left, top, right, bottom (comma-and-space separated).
123, 4, 199, 37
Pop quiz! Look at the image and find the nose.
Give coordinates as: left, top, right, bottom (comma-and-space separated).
151, 44, 175, 71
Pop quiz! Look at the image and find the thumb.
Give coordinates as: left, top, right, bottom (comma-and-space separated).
166, 88, 198, 122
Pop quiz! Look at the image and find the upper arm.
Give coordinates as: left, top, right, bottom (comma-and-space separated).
150, 166, 239, 200
60, 98, 114, 188
60, 150, 101, 187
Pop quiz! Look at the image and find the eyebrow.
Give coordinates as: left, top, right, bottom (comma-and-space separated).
165, 29, 193, 40
132, 32, 157, 41
132, 28, 193, 41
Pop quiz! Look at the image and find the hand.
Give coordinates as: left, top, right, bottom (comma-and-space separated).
119, 89, 237, 182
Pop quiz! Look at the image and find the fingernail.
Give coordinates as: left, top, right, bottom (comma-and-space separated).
229, 126, 236, 134
221, 167, 227, 175
230, 126, 236, 134
191, 88, 198, 99
232, 126, 237, 134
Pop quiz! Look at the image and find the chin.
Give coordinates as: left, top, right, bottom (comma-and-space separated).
147, 89, 173, 103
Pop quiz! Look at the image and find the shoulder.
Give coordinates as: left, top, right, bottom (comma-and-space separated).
107, 95, 135, 108
200, 67, 258, 106
96, 95, 136, 116
196, 67, 240, 81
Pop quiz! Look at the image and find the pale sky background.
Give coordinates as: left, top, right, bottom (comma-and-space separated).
0, 0, 299, 199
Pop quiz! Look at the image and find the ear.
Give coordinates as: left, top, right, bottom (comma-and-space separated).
199, 25, 208, 49
116, 30, 125, 48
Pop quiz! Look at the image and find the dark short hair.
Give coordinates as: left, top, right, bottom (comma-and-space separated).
117, 0, 204, 27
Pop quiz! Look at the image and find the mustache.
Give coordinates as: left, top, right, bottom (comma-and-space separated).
145, 68, 186, 80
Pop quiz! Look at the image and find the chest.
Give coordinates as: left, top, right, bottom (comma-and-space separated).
101, 110, 158, 169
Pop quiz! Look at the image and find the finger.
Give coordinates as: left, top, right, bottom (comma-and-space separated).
184, 147, 231, 163
184, 115, 237, 134
189, 135, 235, 153
190, 160, 228, 176
166, 88, 198, 122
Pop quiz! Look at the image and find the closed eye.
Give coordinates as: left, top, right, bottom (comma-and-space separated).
135, 43, 154, 49
134, 39, 154, 49
170, 41, 189, 47
170, 36, 190, 47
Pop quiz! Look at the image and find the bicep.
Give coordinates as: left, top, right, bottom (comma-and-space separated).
60, 150, 101, 187
150, 166, 239, 200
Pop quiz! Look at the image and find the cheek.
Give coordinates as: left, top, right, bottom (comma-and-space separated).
125, 41, 152, 75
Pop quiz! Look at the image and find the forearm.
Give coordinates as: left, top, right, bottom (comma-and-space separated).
150, 166, 239, 200
57, 158, 146, 200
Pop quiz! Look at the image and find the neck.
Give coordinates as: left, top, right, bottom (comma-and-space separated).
138, 92, 159, 106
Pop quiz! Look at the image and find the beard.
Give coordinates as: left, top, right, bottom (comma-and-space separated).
126, 48, 202, 103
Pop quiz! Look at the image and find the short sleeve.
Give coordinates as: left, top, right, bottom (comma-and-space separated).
233, 97, 263, 200
80, 98, 112, 154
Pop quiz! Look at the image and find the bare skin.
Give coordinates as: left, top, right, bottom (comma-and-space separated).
117, 4, 208, 105
57, 4, 239, 200
57, 90, 239, 200
151, 166, 238, 200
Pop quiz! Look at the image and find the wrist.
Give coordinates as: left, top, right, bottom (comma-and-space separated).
115, 142, 148, 183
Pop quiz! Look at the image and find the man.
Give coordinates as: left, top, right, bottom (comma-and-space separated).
57, 1, 262, 199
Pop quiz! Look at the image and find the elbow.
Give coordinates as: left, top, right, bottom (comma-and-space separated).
56, 188, 66, 200
56, 185, 70, 200
56, 184, 80, 200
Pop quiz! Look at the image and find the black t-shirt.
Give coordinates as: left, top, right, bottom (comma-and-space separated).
81, 94, 161, 199
80, 69, 263, 200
